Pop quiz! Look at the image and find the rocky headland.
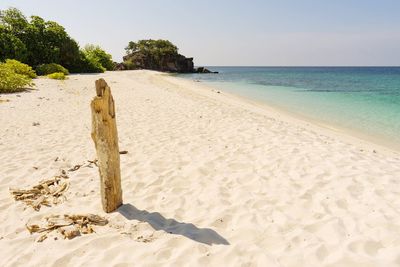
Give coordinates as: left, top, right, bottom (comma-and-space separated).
117, 39, 217, 74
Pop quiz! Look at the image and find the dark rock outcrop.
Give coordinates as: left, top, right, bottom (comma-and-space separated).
195, 67, 219, 74
122, 53, 194, 73
119, 39, 218, 74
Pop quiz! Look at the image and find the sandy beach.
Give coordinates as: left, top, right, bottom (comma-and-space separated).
1, 70, 400, 267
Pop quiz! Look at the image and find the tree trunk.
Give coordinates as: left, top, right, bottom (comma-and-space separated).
90, 78, 122, 213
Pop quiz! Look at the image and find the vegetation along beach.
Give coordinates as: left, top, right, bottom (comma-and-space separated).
1, 1, 400, 267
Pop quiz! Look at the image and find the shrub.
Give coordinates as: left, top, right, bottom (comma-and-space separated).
0, 63, 33, 93
4, 59, 36, 78
47, 72, 66, 80
36, 63, 69, 76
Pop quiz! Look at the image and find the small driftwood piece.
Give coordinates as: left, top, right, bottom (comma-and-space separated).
91, 79, 122, 213
87, 159, 98, 167
68, 159, 99, 171
10, 174, 69, 211
26, 214, 108, 242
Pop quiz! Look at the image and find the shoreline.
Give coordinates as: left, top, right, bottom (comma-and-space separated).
168, 74, 400, 156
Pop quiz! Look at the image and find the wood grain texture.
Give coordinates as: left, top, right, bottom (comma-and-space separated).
91, 78, 122, 212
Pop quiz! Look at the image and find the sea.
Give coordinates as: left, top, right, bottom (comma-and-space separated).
179, 67, 400, 149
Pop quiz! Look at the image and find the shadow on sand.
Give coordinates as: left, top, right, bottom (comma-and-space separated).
118, 203, 229, 246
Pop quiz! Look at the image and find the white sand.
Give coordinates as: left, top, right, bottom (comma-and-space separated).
1, 70, 400, 267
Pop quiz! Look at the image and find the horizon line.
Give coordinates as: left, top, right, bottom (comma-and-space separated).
198, 65, 400, 68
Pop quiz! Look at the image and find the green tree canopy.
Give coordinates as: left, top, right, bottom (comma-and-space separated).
125, 39, 178, 57
0, 7, 113, 73
0, 7, 28, 36
83, 44, 114, 71
0, 25, 27, 62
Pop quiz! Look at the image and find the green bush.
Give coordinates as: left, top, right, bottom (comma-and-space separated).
4, 59, 36, 78
36, 63, 69, 76
0, 63, 33, 93
47, 72, 66, 80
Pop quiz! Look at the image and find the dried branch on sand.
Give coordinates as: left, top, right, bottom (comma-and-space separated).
9, 173, 69, 211
68, 159, 99, 171
26, 214, 108, 242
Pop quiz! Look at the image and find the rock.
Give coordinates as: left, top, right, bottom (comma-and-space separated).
122, 52, 195, 73
119, 40, 220, 74
119, 40, 219, 74
195, 67, 219, 74
196, 67, 205, 73
32, 122, 40, 126
121, 40, 197, 73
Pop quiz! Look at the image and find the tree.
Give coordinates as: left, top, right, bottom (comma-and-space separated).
0, 7, 113, 73
83, 44, 114, 71
59, 37, 81, 71
22, 16, 70, 66
125, 41, 137, 54
0, 8, 70, 67
0, 7, 28, 36
72, 50, 105, 73
0, 25, 27, 62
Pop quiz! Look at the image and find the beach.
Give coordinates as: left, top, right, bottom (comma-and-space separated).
1, 70, 400, 266
181, 67, 400, 151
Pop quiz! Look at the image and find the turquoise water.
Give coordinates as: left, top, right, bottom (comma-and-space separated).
180, 67, 400, 148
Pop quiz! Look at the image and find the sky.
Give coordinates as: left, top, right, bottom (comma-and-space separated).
1, 0, 400, 66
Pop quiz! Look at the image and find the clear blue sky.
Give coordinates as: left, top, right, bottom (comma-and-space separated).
1, 0, 400, 66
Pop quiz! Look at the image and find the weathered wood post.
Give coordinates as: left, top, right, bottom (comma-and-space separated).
91, 78, 122, 212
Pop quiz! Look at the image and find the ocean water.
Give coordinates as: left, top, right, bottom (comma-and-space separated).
179, 67, 400, 148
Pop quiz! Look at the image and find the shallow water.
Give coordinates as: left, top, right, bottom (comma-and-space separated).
180, 67, 400, 147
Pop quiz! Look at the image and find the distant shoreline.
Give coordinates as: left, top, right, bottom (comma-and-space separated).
176, 67, 400, 154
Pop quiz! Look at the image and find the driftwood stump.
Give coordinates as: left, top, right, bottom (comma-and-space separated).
91, 78, 122, 212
